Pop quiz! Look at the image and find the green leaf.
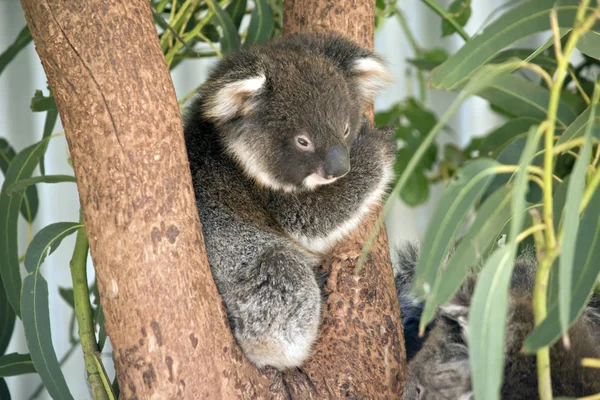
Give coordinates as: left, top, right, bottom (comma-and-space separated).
30, 90, 56, 112
399, 169, 429, 206
430, 0, 590, 89
58, 287, 75, 309
558, 85, 598, 334
524, 187, 600, 352
24, 222, 82, 275
226, 0, 247, 29
0, 138, 39, 223
478, 117, 540, 157
40, 105, 59, 176
469, 124, 541, 400
407, 48, 449, 71
419, 186, 513, 329
577, 30, 600, 59
7, 175, 76, 195
556, 103, 600, 145
208, 0, 241, 54
96, 302, 107, 352
0, 138, 53, 316
413, 158, 500, 299
0, 353, 35, 377
21, 275, 74, 400
0, 273, 15, 355
0, 26, 32, 78
441, 0, 471, 37
244, 0, 273, 47
0, 378, 9, 400
478, 74, 577, 127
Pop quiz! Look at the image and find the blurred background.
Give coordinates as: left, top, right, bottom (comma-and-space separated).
0, 0, 515, 398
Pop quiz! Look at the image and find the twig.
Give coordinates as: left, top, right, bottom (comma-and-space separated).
421, 0, 470, 42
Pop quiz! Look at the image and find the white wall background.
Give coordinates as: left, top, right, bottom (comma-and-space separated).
0, 1, 510, 398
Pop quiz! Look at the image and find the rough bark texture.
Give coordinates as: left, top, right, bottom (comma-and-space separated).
283, 1, 408, 398
20, 1, 283, 398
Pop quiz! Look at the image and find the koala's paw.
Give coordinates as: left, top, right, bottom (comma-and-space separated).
235, 304, 321, 370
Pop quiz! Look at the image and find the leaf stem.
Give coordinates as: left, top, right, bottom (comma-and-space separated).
70, 215, 110, 400
396, 8, 427, 101
420, 0, 470, 42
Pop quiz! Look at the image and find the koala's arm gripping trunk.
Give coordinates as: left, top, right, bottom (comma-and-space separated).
20, 1, 284, 398
282, 1, 407, 398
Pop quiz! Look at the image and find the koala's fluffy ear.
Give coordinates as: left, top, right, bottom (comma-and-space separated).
202, 75, 266, 124
351, 56, 393, 104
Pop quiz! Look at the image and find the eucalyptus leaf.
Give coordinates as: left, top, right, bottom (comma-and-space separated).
556, 103, 600, 145
30, 90, 56, 112
226, 0, 247, 28
209, 0, 241, 54
21, 275, 74, 400
441, 0, 471, 37
413, 158, 499, 299
577, 30, 600, 59
24, 222, 82, 275
0, 274, 15, 356
0, 26, 32, 78
0, 138, 53, 316
0, 353, 35, 377
7, 175, 76, 195
558, 85, 598, 334
430, 0, 592, 89
478, 117, 540, 157
469, 125, 541, 400
0, 378, 9, 400
478, 74, 577, 127
419, 186, 513, 330
244, 0, 274, 47
0, 138, 39, 223
40, 106, 59, 176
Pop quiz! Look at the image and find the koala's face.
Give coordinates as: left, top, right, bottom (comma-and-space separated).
200, 37, 392, 192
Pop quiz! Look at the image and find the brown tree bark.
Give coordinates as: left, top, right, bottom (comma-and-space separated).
19, 1, 282, 398
282, 1, 408, 398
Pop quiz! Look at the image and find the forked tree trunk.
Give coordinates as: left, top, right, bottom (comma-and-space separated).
20, 1, 279, 398
20, 0, 406, 398
282, 1, 407, 398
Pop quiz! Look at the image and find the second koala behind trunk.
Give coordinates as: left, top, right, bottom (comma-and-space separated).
395, 243, 600, 399
183, 33, 395, 370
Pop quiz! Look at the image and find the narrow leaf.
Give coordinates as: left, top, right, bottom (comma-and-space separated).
478, 117, 540, 157
0, 378, 9, 400
24, 222, 82, 275
577, 30, 600, 59
21, 275, 74, 400
556, 103, 600, 145
30, 90, 56, 112
558, 84, 599, 334
0, 138, 53, 316
208, 0, 241, 54
7, 175, 76, 195
0, 353, 35, 377
419, 186, 513, 329
430, 0, 590, 89
58, 287, 75, 309
0, 138, 39, 222
469, 125, 541, 400
40, 107, 59, 176
0, 274, 15, 355
413, 158, 499, 299
478, 74, 577, 126
244, 0, 274, 47
0, 26, 32, 77
226, 0, 247, 29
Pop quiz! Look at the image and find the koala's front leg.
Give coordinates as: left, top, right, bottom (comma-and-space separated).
267, 120, 396, 252
223, 245, 322, 370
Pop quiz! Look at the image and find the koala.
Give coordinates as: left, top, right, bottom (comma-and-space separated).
183, 33, 395, 370
395, 243, 600, 399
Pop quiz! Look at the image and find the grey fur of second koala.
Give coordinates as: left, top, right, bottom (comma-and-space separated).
183, 33, 395, 370
395, 243, 600, 400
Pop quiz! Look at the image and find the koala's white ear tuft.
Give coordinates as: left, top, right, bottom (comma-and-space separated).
440, 303, 470, 342
352, 57, 393, 102
203, 75, 266, 123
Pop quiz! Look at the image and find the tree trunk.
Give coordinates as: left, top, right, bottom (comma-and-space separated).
282, 1, 407, 398
19, 1, 281, 398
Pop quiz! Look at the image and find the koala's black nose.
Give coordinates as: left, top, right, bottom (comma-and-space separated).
324, 145, 350, 179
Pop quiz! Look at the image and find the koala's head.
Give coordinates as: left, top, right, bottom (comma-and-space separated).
402, 254, 600, 400
196, 33, 392, 192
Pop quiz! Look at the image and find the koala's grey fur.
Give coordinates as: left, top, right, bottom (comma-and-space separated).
396, 243, 600, 399
183, 33, 395, 370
